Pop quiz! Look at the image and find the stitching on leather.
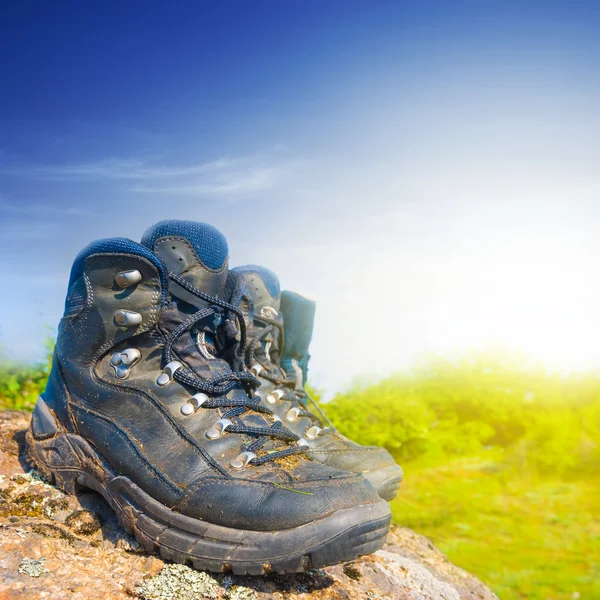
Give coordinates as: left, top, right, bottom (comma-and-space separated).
84, 272, 94, 307
149, 275, 159, 325
64, 254, 226, 477
90, 369, 228, 478
71, 402, 182, 494
88, 254, 161, 364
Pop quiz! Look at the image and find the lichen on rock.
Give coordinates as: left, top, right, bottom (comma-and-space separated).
225, 585, 257, 600
0, 410, 499, 600
136, 564, 220, 600
18, 557, 49, 578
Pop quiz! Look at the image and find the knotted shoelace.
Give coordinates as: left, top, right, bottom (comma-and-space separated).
163, 271, 307, 466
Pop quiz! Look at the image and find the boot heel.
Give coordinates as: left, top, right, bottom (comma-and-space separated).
25, 410, 84, 495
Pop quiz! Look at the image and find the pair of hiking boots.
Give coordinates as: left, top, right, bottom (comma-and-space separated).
26, 220, 403, 574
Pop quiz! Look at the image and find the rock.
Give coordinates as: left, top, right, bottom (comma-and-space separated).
136, 564, 220, 600
18, 558, 48, 578
0, 410, 498, 600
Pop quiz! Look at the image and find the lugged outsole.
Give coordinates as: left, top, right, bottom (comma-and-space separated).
25, 427, 391, 574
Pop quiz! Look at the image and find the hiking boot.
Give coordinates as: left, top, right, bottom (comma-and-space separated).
26, 223, 390, 574
232, 265, 404, 501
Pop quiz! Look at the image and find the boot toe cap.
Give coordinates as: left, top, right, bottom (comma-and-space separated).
175, 467, 383, 531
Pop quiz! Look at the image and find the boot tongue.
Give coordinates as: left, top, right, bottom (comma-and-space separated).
141, 220, 229, 307
232, 265, 281, 316
145, 224, 280, 443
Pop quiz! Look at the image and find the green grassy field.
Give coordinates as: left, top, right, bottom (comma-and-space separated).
390, 453, 600, 599
323, 351, 600, 600
1, 347, 599, 599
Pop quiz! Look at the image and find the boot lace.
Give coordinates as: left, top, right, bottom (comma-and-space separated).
245, 309, 335, 436
162, 271, 308, 466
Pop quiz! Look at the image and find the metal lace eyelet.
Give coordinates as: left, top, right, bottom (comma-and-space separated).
250, 364, 263, 376
305, 425, 323, 440
260, 306, 278, 319
297, 438, 309, 447
156, 361, 182, 386
265, 389, 284, 405
180, 392, 209, 416
115, 270, 142, 289
205, 418, 233, 440
110, 348, 141, 380
229, 451, 257, 470
120, 348, 141, 365
285, 407, 302, 422
114, 309, 143, 327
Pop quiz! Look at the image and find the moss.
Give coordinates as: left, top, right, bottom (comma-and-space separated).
44, 496, 69, 517
0, 489, 47, 518
343, 563, 362, 581
0, 484, 16, 500
30, 521, 77, 542
65, 509, 103, 536
271, 569, 334, 594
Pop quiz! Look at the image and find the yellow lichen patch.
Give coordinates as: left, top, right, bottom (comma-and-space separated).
0, 487, 48, 518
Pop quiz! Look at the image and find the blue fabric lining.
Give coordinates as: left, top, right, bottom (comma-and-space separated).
141, 220, 228, 271
233, 264, 280, 299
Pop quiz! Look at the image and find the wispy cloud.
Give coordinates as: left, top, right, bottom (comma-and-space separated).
1, 152, 306, 197
131, 162, 303, 196
0, 197, 91, 218
7, 157, 235, 181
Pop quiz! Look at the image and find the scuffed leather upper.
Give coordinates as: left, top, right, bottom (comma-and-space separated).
43, 238, 381, 531
232, 266, 400, 474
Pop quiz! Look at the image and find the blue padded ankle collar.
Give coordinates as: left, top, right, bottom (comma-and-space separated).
141, 220, 228, 271
280, 290, 316, 384
232, 264, 280, 299
69, 237, 168, 303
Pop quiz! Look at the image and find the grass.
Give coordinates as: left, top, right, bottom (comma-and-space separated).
0, 339, 52, 412
2, 346, 599, 598
390, 451, 600, 599
323, 351, 600, 600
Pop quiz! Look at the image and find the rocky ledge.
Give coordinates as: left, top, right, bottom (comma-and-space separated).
0, 410, 497, 600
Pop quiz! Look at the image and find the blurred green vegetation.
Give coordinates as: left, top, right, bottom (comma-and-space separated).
1, 346, 598, 598
0, 338, 53, 411
323, 350, 600, 600
324, 350, 600, 478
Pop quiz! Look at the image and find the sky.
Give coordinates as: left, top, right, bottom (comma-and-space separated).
1, 1, 600, 393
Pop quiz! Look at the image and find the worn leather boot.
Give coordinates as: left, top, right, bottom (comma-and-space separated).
26, 223, 391, 574
232, 265, 403, 501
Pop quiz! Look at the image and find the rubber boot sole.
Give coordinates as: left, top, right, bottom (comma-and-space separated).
25, 426, 391, 574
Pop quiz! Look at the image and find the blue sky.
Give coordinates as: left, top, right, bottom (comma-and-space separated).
2, 1, 600, 392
